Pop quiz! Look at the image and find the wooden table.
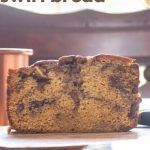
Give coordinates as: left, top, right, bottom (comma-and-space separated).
0, 126, 150, 150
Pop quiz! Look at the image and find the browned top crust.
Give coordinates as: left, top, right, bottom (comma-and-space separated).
92, 54, 135, 64
33, 54, 135, 67
9, 54, 135, 73
32, 60, 58, 67
59, 55, 87, 66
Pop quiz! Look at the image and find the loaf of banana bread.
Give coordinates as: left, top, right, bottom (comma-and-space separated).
7, 54, 141, 133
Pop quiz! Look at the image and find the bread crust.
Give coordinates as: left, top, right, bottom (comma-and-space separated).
7, 54, 140, 133
92, 54, 135, 64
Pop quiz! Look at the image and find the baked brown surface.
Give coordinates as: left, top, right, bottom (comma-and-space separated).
7, 54, 141, 133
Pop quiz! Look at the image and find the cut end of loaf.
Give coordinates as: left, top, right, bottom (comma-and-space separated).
7, 54, 141, 133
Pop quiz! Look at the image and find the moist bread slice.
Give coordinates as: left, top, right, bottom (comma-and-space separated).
7, 54, 141, 133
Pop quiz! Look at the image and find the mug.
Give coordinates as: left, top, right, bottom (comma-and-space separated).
0, 48, 33, 125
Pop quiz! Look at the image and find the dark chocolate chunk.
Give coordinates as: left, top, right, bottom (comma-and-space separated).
18, 68, 33, 79
73, 81, 83, 88
17, 103, 25, 113
19, 72, 28, 79
109, 76, 124, 92
109, 76, 129, 94
74, 65, 81, 74
116, 65, 126, 73
59, 56, 85, 110
59, 55, 86, 66
76, 56, 87, 64
62, 63, 81, 75
131, 64, 139, 75
43, 99, 55, 105
34, 76, 50, 83
32, 66, 50, 81
69, 91, 80, 110
32, 73, 50, 90
112, 104, 121, 112
55, 112, 61, 119
128, 102, 139, 119
129, 80, 139, 94
70, 66, 80, 74
59, 56, 76, 66
109, 76, 118, 86
37, 82, 47, 91
59, 56, 84, 76
29, 100, 43, 112
29, 99, 55, 113
132, 86, 139, 94
101, 63, 112, 71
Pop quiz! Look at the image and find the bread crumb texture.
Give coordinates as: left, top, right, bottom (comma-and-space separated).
7, 55, 141, 133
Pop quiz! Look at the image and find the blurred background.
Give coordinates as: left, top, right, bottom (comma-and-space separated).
0, 0, 148, 14
0, 0, 150, 124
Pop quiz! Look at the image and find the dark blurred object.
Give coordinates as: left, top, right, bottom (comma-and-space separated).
138, 111, 150, 126
140, 83, 150, 98
0, 48, 33, 125
140, 66, 150, 98
144, 66, 150, 82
